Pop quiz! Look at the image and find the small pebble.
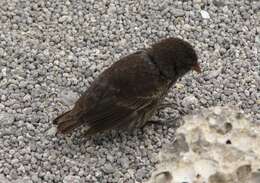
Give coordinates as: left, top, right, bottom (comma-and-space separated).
103, 163, 115, 174
200, 10, 210, 19
63, 175, 81, 183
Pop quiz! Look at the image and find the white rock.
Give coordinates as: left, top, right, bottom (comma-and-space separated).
200, 10, 210, 19
46, 126, 57, 136
59, 90, 79, 106
182, 95, 199, 107
1, 67, 6, 77
206, 69, 221, 80
148, 106, 260, 183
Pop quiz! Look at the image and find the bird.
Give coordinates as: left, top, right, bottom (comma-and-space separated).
53, 37, 201, 136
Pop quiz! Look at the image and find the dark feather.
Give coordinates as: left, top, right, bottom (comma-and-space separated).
53, 109, 84, 134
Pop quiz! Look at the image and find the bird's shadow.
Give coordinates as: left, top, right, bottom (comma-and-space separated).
56, 117, 183, 153
71, 128, 149, 147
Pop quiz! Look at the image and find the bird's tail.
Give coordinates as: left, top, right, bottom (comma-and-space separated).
53, 109, 84, 134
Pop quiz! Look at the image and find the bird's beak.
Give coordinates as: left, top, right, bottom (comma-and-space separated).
192, 63, 202, 73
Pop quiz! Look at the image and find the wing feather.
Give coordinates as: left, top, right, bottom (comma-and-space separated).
54, 50, 170, 135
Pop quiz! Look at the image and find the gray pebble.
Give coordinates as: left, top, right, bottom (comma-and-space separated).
171, 9, 185, 17
182, 95, 199, 108
59, 90, 79, 106
0, 113, 15, 126
102, 163, 115, 174
118, 157, 130, 169
63, 175, 81, 183
206, 69, 221, 80
213, 0, 225, 7
136, 168, 147, 181
107, 154, 114, 163
46, 126, 57, 136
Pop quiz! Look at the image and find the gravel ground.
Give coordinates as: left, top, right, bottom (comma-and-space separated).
0, 0, 259, 182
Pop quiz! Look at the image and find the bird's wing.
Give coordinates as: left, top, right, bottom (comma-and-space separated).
77, 51, 168, 135
55, 51, 169, 135
79, 91, 155, 135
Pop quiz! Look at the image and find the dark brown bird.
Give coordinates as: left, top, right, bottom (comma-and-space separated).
53, 37, 201, 135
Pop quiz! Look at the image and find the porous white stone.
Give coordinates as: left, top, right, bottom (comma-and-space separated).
148, 106, 260, 183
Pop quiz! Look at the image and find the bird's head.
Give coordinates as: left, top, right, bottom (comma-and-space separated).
149, 37, 201, 80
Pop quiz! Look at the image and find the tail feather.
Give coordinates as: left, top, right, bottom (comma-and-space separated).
53, 110, 72, 124
53, 110, 84, 134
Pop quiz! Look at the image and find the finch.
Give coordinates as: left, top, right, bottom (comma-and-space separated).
53, 37, 201, 135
